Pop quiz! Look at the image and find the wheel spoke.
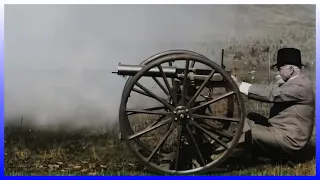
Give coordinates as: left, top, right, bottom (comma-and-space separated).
191, 114, 240, 123
174, 126, 182, 170
128, 117, 173, 140
190, 121, 228, 149
157, 65, 177, 106
181, 60, 190, 105
194, 99, 207, 103
198, 120, 234, 140
136, 82, 174, 110
152, 77, 169, 96
132, 88, 154, 99
185, 125, 205, 166
147, 124, 175, 162
147, 115, 166, 129
190, 61, 195, 68
168, 61, 175, 85
190, 91, 235, 111
126, 109, 171, 116
127, 106, 166, 115
225, 87, 234, 118
187, 70, 215, 107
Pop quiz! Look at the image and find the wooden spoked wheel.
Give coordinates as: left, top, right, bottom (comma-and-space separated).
119, 51, 245, 175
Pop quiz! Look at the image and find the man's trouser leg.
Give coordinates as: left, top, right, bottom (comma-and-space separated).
248, 121, 284, 158
236, 113, 285, 158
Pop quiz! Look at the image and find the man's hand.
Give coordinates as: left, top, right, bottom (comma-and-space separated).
275, 74, 285, 86
231, 75, 242, 87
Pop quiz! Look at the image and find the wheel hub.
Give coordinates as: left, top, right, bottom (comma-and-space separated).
173, 106, 191, 124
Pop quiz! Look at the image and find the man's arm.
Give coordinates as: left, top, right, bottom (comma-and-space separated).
239, 82, 305, 103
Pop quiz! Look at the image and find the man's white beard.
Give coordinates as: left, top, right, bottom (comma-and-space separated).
275, 74, 285, 86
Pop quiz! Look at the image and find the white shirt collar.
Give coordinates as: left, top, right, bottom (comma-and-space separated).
287, 74, 299, 82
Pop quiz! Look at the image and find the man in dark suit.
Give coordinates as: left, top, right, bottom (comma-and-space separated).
231, 48, 315, 159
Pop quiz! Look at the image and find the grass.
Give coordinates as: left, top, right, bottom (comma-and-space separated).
5, 160, 316, 176
4, 125, 316, 176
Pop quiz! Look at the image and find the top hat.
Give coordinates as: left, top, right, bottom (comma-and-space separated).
271, 48, 306, 69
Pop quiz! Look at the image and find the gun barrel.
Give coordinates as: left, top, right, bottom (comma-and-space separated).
114, 63, 227, 82
115, 64, 177, 78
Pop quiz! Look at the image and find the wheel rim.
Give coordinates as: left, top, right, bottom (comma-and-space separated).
122, 50, 214, 149
119, 53, 245, 175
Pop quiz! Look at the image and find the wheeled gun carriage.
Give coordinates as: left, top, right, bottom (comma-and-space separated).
113, 50, 246, 175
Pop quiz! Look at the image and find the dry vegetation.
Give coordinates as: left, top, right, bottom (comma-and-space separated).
4, 117, 316, 176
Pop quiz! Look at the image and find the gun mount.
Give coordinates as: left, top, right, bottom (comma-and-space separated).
114, 50, 246, 175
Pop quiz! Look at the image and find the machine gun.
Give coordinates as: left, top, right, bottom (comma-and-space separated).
113, 50, 246, 175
